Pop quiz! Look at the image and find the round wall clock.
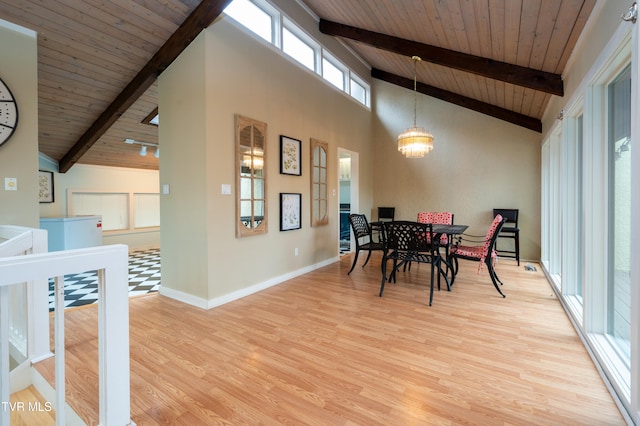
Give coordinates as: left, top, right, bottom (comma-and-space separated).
0, 77, 18, 148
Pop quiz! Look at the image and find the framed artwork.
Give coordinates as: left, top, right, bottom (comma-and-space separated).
279, 135, 301, 176
38, 170, 54, 203
280, 193, 302, 231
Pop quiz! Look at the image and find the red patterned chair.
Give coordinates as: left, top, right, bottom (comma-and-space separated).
414, 211, 455, 280
449, 214, 507, 297
416, 211, 454, 245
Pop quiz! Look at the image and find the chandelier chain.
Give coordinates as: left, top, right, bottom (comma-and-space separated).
412, 56, 421, 128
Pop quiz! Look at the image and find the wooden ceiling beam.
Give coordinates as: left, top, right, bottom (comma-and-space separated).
320, 19, 563, 97
372, 68, 542, 133
58, 0, 233, 173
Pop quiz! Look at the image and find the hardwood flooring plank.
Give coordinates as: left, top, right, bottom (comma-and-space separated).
31, 254, 625, 425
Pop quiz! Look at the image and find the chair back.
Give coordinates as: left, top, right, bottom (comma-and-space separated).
377, 207, 395, 222
417, 212, 453, 244
348, 214, 372, 243
481, 214, 506, 264
493, 209, 518, 227
383, 221, 435, 253
417, 211, 454, 225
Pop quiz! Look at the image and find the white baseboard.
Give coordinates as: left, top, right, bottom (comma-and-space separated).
159, 256, 340, 310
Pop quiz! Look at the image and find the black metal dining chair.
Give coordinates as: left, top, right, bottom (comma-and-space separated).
347, 214, 386, 275
377, 206, 395, 222
493, 208, 520, 265
449, 214, 507, 297
379, 221, 442, 306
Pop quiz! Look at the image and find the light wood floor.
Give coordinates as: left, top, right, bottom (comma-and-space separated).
25, 253, 626, 425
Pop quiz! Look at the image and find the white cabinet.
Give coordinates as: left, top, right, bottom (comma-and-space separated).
40, 215, 103, 252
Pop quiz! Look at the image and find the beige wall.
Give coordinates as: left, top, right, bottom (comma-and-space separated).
159, 18, 374, 304
39, 163, 160, 250
0, 21, 39, 228
372, 80, 542, 261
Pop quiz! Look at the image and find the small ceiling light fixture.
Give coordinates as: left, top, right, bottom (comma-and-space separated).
397, 56, 434, 158
124, 138, 159, 158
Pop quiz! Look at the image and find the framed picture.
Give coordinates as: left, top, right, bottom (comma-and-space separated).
38, 170, 54, 203
280, 135, 301, 176
280, 193, 302, 231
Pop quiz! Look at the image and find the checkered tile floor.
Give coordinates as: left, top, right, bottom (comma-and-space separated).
48, 248, 161, 311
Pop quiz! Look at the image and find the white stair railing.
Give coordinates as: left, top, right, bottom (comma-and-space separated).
0, 226, 49, 369
0, 244, 132, 426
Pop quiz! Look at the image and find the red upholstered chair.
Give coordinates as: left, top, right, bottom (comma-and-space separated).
417, 211, 454, 245
449, 214, 507, 297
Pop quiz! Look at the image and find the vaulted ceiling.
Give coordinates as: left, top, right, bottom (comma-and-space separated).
0, 0, 597, 172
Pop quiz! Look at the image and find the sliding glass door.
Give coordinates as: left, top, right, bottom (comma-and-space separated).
607, 65, 631, 362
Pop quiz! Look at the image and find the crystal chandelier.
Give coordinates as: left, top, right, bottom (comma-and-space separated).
397, 56, 434, 158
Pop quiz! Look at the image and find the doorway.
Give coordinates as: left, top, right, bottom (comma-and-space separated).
338, 148, 359, 253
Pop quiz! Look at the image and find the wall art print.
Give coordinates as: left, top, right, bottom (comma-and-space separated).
280, 192, 301, 231
39, 170, 54, 203
279, 135, 301, 176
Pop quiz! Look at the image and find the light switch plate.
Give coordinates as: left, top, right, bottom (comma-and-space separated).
221, 184, 231, 195
5, 178, 17, 191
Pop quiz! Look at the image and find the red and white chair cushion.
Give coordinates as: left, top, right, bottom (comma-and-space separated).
417, 211, 454, 244
450, 214, 503, 274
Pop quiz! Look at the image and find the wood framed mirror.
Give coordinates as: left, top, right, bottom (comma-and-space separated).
310, 138, 328, 227
236, 114, 267, 237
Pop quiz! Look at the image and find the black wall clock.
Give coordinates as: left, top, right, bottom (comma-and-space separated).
0, 77, 18, 148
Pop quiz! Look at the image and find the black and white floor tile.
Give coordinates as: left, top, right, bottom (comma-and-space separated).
48, 248, 161, 311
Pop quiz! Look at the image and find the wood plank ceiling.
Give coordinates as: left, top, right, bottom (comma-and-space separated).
0, 0, 596, 172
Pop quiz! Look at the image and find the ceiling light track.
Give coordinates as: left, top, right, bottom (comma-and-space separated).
124, 138, 160, 158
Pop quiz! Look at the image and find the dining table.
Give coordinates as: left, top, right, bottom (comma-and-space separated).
375, 221, 468, 290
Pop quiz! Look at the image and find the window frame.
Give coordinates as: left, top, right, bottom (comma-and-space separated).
235, 114, 268, 238
223, 0, 370, 108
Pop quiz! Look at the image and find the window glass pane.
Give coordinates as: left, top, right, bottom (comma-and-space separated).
134, 193, 160, 228
240, 200, 252, 225
322, 57, 343, 89
577, 114, 583, 298
351, 78, 366, 104
607, 65, 631, 363
224, 0, 272, 43
283, 27, 314, 71
240, 177, 252, 199
72, 193, 128, 231
254, 178, 264, 198
254, 200, 264, 218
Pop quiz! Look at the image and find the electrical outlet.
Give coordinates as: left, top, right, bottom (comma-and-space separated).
294, 248, 299, 256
